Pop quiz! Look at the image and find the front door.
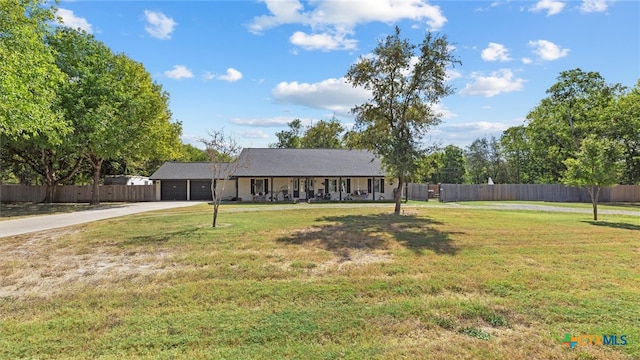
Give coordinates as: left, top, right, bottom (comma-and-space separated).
306, 178, 314, 199
293, 178, 300, 198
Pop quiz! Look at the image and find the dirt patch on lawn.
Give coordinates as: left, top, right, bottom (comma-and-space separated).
0, 228, 176, 298
312, 251, 393, 274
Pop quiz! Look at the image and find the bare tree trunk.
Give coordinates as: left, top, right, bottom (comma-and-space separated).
44, 181, 56, 203
590, 185, 600, 221
42, 152, 56, 203
394, 177, 404, 215
88, 157, 103, 206
211, 179, 221, 227
212, 204, 219, 227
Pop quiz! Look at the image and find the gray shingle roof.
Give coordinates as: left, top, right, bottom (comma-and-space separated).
149, 162, 233, 180
150, 149, 386, 180
233, 148, 385, 177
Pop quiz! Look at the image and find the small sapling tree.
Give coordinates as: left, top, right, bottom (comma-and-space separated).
562, 136, 624, 221
200, 130, 245, 227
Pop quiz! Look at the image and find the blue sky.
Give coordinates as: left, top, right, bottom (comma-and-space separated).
56, 0, 639, 150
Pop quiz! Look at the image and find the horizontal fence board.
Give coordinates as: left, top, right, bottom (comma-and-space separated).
1, 184, 156, 203
435, 184, 640, 203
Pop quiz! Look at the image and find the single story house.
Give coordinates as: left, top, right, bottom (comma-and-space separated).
149, 148, 395, 201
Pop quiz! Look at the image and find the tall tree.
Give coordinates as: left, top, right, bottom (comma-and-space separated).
180, 143, 210, 162
1, 133, 84, 201
414, 151, 441, 184
440, 145, 466, 184
300, 117, 345, 149
49, 28, 182, 204
562, 136, 624, 220
0, 0, 76, 201
525, 69, 624, 182
0, 0, 67, 140
500, 126, 532, 184
346, 27, 460, 215
270, 119, 303, 148
465, 137, 490, 184
609, 80, 640, 184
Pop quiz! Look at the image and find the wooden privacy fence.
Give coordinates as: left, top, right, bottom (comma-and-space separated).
406, 183, 440, 201
1, 184, 156, 203
436, 184, 640, 203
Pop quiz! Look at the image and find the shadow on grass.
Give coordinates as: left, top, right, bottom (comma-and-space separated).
583, 220, 640, 231
277, 213, 462, 256
120, 227, 202, 246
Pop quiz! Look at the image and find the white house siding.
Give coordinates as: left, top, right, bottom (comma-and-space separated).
214, 179, 238, 200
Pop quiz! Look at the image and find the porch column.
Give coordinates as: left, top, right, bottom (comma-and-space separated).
339, 177, 342, 201
235, 178, 239, 200
155, 180, 161, 201
186, 180, 191, 201
270, 177, 274, 201
372, 177, 375, 201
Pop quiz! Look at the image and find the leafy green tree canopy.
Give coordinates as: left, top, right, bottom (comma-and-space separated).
48, 28, 182, 204
525, 68, 624, 181
270, 117, 346, 149
346, 26, 460, 215
562, 136, 624, 220
300, 118, 345, 149
270, 119, 303, 148
0, 0, 67, 140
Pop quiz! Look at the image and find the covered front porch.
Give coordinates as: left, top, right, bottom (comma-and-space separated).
236, 176, 394, 202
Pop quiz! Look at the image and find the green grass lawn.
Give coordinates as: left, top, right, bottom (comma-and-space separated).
1, 203, 638, 359
451, 200, 640, 211
0, 203, 130, 220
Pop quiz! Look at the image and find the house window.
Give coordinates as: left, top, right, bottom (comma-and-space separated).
328, 179, 338, 192
340, 179, 349, 193
374, 179, 383, 193
251, 179, 268, 194
373, 178, 385, 193
255, 179, 264, 193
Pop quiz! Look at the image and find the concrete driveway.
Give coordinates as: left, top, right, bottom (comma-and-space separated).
0, 202, 203, 238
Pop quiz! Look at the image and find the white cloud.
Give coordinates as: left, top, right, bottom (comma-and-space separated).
238, 129, 270, 139
459, 69, 525, 97
580, 0, 609, 13
202, 71, 216, 81
231, 116, 313, 127
481, 43, 511, 62
57, 8, 93, 33
442, 121, 512, 134
272, 77, 370, 115
432, 103, 457, 119
446, 69, 463, 81
144, 10, 176, 40
203, 68, 244, 82
219, 68, 243, 82
529, 0, 565, 15
248, 0, 307, 33
432, 120, 521, 147
249, 0, 446, 51
521, 57, 533, 64
290, 31, 358, 51
528, 40, 570, 61
164, 65, 193, 79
